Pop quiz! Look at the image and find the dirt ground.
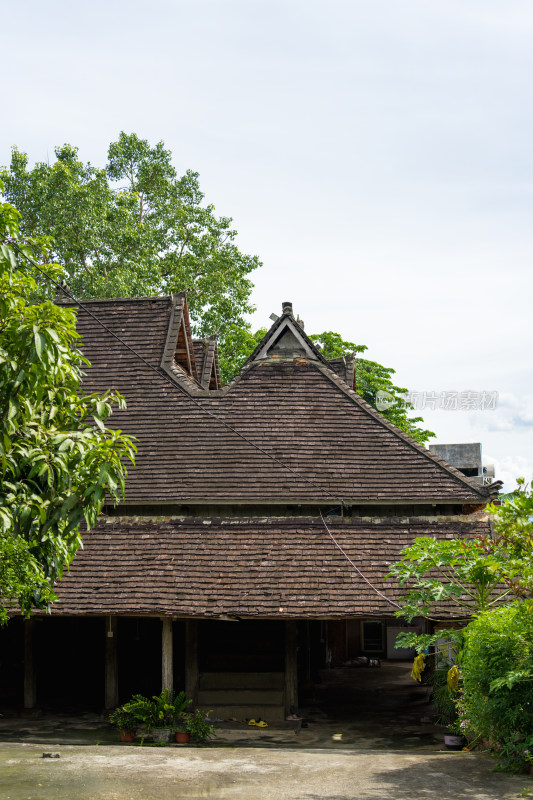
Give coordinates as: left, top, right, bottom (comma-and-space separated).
0, 662, 529, 799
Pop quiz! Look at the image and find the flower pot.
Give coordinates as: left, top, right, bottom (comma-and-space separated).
151, 728, 171, 743
120, 730, 135, 743
444, 734, 465, 751
175, 731, 190, 744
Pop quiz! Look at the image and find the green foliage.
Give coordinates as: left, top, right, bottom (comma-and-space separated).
111, 690, 214, 743
388, 487, 533, 772
308, 331, 366, 360
486, 479, 533, 598
114, 689, 192, 733
387, 536, 510, 621
184, 708, 216, 743
395, 628, 464, 656
1, 133, 262, 383
109, 705, 139, 733
0, 137, 442, 405
427, 668, 459, 728
0, 190, 135, 623
458, 604, 533, 771
115, 693, 155, 732
151, 688, 192, 728
389, 486, 533, 630
309, 331, 435, 444
221, 324, 267, 385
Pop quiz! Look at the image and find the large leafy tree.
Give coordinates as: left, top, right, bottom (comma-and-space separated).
310, 331, 435, 444
1, 133, 261, 381
1, 135, 435, 436
0, 192, 136, 623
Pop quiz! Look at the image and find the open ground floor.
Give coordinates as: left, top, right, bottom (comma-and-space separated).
0, 616, 425, 719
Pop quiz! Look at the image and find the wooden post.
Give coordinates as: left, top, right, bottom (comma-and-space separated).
24, 619, 37, 709
161, 618, 173, 692
185, 620, 199, 705
104, 616, 119, 709
284, 620, 298, 715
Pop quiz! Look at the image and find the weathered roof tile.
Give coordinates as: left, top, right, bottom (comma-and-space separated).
49, 517, 491, 617
68, 296, 490, 505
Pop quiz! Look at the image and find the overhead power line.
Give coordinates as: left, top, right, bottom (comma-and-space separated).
6, 238, 404, 611
5, 238, 346, 508
320, 511, 401, 609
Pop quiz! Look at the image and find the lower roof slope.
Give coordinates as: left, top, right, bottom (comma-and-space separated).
70, 296, 491, 506
48, 517, 492, 618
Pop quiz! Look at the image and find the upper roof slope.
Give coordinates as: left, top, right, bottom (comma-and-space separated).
66, 295, 496, 506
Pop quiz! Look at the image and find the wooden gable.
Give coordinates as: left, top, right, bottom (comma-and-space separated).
173, 296, 198, 381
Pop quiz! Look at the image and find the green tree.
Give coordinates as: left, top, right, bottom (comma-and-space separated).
1, 133, 261, 382
386, 484, 533, 771
0, 191, 136, 624
386, 487, 533, 652
387, 536, 510, 630
1, 135, 439, 415
310, 331, 435, 444
387, 482, 533, 642
485, 478, 533, 598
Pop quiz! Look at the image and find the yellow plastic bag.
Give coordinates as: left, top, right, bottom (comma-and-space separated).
447, 664, 459, 693
411, 653, 425, 682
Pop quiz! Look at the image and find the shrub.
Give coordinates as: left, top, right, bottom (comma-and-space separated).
459, 603, 533, 771
109, 705, 138, 733
185, 709, 216, 743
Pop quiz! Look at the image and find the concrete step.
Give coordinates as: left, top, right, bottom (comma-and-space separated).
199, 672, 284, 690
198, 689, 284, 706
198, 704, 286, 722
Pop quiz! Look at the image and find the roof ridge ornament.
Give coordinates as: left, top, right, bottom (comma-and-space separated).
282, 301, 293, 316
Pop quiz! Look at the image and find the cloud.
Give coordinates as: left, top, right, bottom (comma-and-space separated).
497, 392, 523, 409
485, 454, 533, 492
471, 393, 533, 431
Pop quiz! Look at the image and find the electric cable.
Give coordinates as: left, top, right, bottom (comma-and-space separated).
319, 510, 401, 609
6, 237, 405, 612
5, 237, 346, 508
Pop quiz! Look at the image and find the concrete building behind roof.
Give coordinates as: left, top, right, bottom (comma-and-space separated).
429, 443, 496, 487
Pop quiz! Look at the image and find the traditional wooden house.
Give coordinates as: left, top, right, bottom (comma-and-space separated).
1, 295, 500, 718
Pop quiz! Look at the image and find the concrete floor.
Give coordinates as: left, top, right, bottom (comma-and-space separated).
0, 742, 528, 800
0, 662, 529, 799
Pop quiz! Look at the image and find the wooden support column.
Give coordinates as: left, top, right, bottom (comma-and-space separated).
24, 619, 37, 709
284, 620, 298, 715
104, 616, 119, 710
161, 618, 173, 692
185, 620, 199, 705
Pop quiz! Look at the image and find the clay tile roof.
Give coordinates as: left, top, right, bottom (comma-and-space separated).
48, 517, 492, 618
65, 296, 493, 506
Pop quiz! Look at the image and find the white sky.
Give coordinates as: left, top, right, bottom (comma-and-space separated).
2, 0, 532, 490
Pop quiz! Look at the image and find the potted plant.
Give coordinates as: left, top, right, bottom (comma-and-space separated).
109, 705, 138, 743
115, 694, 156, 743
110, 690, 193, 744
185, 708, 216, 744
175, 718, 191, 744
148, 689, 192, 743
